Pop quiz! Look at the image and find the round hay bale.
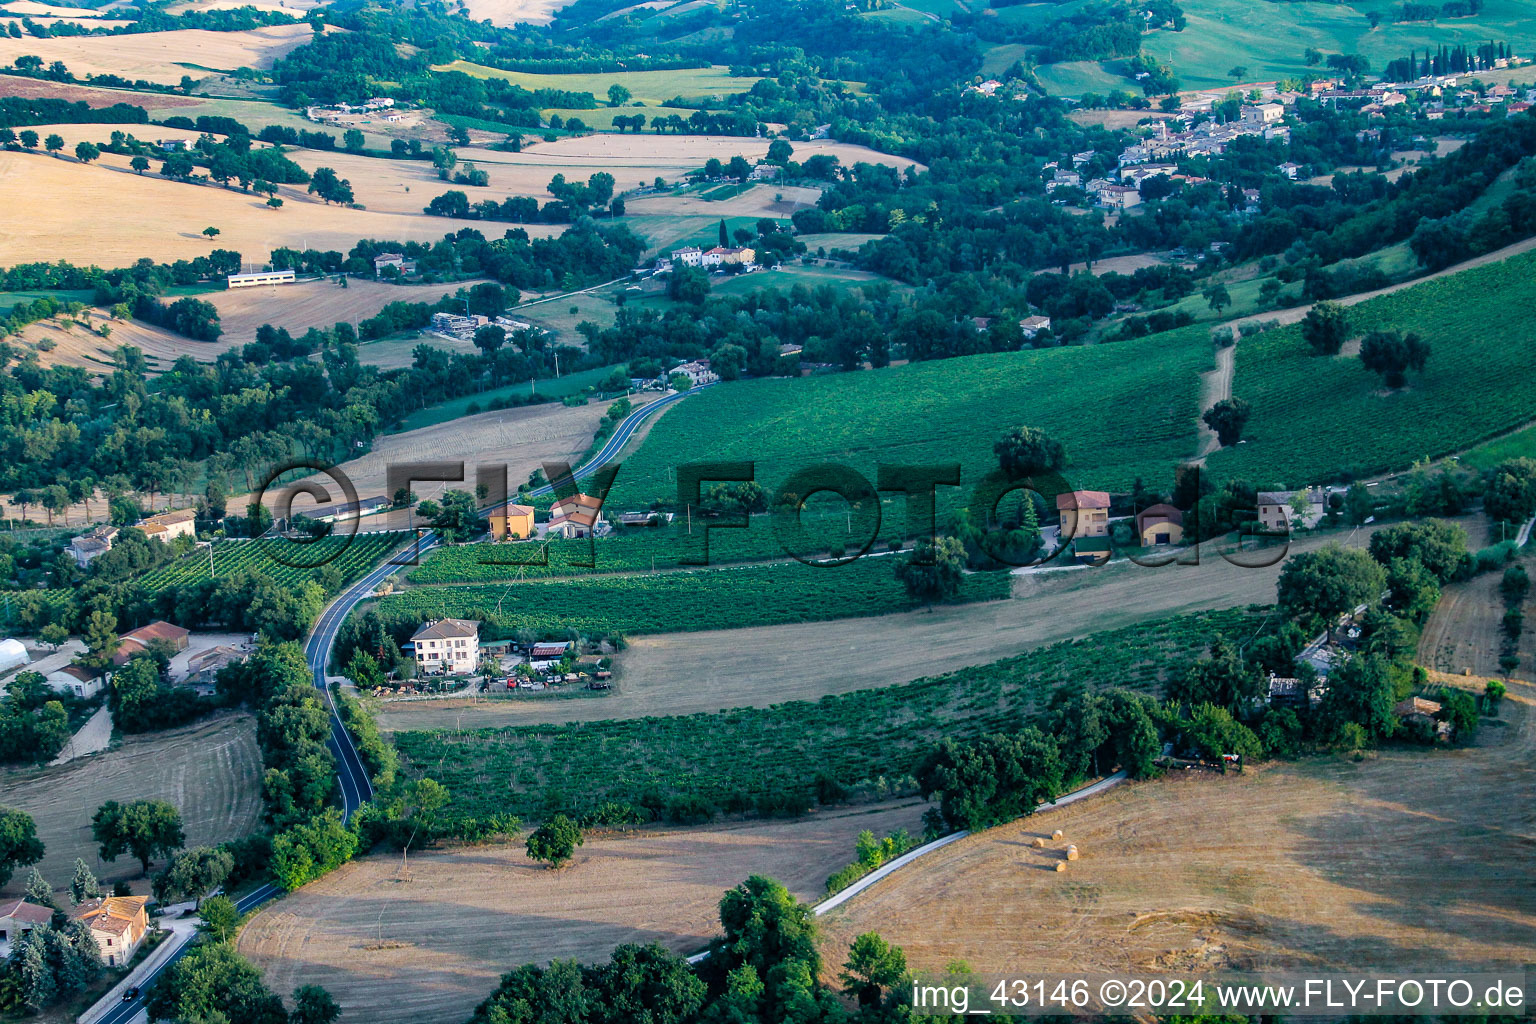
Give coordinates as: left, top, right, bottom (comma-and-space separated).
1053, 861, 1067, 872
1066, 844, 1079, 861
1030, 837, 1045, 848
1051, 829, 1064, 841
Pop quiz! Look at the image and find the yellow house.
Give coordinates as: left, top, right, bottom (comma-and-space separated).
136, 508, 197, 543
487, 501, 536, 541
1056, 490, 1111, 539
70, 896, 150, 967
1135, 503, 1184, 546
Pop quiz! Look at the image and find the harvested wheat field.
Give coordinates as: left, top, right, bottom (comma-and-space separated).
240, 800, 926, 1024
14, 279, 498, 373
0, 23, 320, 85
234, 394, 645, 518
0, 72, 201, 108
458, 0, 572, 25
0, 150, 489, 265
820, 679, 1536, 977
0, 712, 264, 892
627, 183, 822, 221
493, 133, 924, 174
1418, 556, 1530, 679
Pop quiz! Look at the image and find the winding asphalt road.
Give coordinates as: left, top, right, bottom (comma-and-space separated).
91, 384, 705, 1024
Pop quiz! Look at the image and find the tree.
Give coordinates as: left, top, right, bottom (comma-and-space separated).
202, 226, 221, 241
268, 196, 284, 209
0, 807, 44, 888
1343, 481, 1374, 526
525, 814, 583, 868
154, 845, 233, 905
473, 323, 506, 355
1301, 300, 1349, 355
23, 866, 53, 908
606, 83, 631, 106
1169, 638, 1264, 711
916, 728, 1064, 831
767, 138, 794, 165
38, 622, 67, 649
993, 425, 1067, 476
841, 932, 908, 1008
1483, 458, 1536, 524
666, 265, 709, 304
44, 133, 63, 155
1318, 654, 1397, 741
145, 942, 286, 1024
1228, 65, 1248, 79
1360, 329, 1430, 387
19, 129, 38, 148
130, 155, 149, 174
894, 536, 966, 605
290, 985, 342, 1024
343, 128, 365, 152
1367, 519, 1469, 582
73, 141, 98, 163
91, 799, 185, 875
69, 859, 100, 905
1276, 544, 1386, 636
395, 777, 450, 875
1202, 397, 1251, 446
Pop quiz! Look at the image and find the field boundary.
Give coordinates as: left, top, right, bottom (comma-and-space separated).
685, 771, 1128, 963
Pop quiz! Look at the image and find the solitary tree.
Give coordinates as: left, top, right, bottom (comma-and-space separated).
289, 985, 342, 1024
267, 196, 283, 209
343, 128, 365, 152
1359, 329, 1429, 388
993, 425, 1067, 477
894, 536, 966, 605
1202, 397, 1252, 446
202, 226, 220, 240
606, 83, 632, 107
1203, 283, 1231, 312
473, 323, 507, 355
44, 133, 63, 155
0, 808, 44, 889
91, 799, 185, 875
525, 814, 583, 868
1301, 300, 1349, 354
129, 155, 149, 174
194, 894, 239, 943
74, 141, 99, 164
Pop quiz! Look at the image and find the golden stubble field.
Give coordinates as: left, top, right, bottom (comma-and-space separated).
0, 712, 264, 892
238, 801, 927, 1024
0, 23, 319, 84
820, 680, 1536, 978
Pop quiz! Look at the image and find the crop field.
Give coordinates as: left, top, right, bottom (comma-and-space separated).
603, 326, 1212, 512
1032, 60, 1127, 97
0, 23, 318, 85
431, 61, 762, 105
397, 365, 612, 431
1208, 249, 1536, 486
1461, 421, 1536, 471
821, 678, 1536, 978
0, 150, 489, 266
0, 72, 201, 109
1144, 0, 1536, 91
377, 555, 1011, 635
130, 533, 407, 594
238, 801, 927, 1024
391, 607, 1267, 822
0, 712, 263, 890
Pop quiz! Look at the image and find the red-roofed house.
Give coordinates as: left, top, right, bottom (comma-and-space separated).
71, 896, 150, 966
122, 621, 191, 653
0, 898, 53, 955
1057, 490, 1111, 539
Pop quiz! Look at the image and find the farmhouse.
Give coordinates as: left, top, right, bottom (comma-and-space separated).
373, 252, 418, 277
136, 508, 197, 542
1257, 488, 1325, 531
1057, 490, 1110, 539
227, 269, 296, 289
71, 896, 150, 967
672, 245, 703, 267
69, 525, 118, 567
488, 500, 536, 541
122, 620, 191, 653
1241, 102, 1284, 124
670, 359, 719, 387
701, 246, 756, 268
545, 493, 606, 539
0, 899, 52, 955
1018, 315, 1051, 338
409, 618, 480, 675
183, 644, 248, 684
1134, 503, 1183, 546
46, 663, 105, 699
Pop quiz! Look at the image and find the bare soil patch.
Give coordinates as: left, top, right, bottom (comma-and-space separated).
239, 800, 926, 1024
1419, 560, 1529, 679
0, 712, 263, 892
0, 72, 200, 107
458, 0, 572, 25
820, 681, 1536, 976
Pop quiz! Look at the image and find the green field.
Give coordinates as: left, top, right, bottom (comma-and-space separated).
430, 61, 761, 105
393, 606, 1268, 821
394, 367, 612, 432
1459, 420, 1536, 472
375, 555, 1010, 636
134, 534, 408, 593
1033, 60, 1128, 97
602, 326, 1212, 511
0, 288, 95, 311
1144, 0, 1536, 91
1208, 250, 1536, 486
795, 232, 888, 252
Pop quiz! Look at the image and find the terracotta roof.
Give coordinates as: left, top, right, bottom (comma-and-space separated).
57, 664, 100, 683
122, 621, 190, 646
411, 618, 479, 641
1394, 696, 1442, 717
139, 508, 196, 526
71, 895, 148, 935
0, 898, 54, 925
492, 502, 536, 518
1056, 490, 1111, 510
1136, 503, 1183, 531
109, 637, 148, 667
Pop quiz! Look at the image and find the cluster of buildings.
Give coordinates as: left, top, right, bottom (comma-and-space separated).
68, 508, 198, 568
653, 245, 758, 274
394, 621, 612, 691
306, 97, 404, 124
0, 895, 150, 967
426, 311, 531, 342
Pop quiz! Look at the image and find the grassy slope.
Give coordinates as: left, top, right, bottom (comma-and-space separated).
1208, 249, 1536, 485
429, 61, 761, 104
392, 606, 1269, 821
604, 325, 1213, 509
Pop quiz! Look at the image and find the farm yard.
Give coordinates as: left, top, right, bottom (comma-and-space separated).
1208, 250, 1536, 485
0, 712, 264, 890
0, 23, 320, 85
389, 607, 1267, 822
819, 678, 1536, 977
373, 555, 1012, 636
604, 326, 1213, 511
0, 148, 490, 265
238, 801, 928, 1024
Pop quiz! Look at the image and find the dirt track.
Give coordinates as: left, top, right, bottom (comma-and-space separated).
239, 800, 926, 1024
820, 679, 1536, 977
